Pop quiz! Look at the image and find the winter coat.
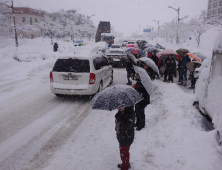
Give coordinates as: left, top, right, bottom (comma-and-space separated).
165, 57, 176, 74
150, 55, 159, 66
115, 107, 135, 147
126, 58, 135, 73
146, 67, 156, 80
181, 55, 191, 70
134, 81, 150, 108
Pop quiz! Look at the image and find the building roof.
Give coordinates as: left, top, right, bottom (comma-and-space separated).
14, 7, 45, 17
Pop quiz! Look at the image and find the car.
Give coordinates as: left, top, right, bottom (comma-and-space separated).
50, 48, 113, 96
95, 41, 109, 54
73, 41, 85, 46
110, 44, 122, 49
195, 33, 222, 145
122, 40, 128, 47
126, 41, 138, 48
106, 49, 127, 67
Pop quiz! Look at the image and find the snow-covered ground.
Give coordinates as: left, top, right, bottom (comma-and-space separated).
0, 27, 222, 170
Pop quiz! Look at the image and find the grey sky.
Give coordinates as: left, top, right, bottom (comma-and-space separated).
16, 0, 208, 36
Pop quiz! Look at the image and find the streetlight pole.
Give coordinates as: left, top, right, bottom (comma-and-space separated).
168, 6, 188, 44
153, 20, 160, 32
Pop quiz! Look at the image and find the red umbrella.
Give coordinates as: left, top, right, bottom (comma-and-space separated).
160, 49, 177, 55
187, 53, 202, 63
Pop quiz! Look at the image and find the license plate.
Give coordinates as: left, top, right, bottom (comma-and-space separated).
63, 75, 78, 80
113, 58, 120, 61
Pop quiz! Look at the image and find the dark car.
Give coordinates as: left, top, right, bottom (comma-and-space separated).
106, 49, 127, 67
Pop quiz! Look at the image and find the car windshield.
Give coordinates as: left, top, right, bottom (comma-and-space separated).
128, 42, 135, 44
111, 45, 120, 48
53, 59, 90, 72
108, 51, 124, 54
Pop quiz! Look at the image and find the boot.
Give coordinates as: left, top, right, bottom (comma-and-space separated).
183, 80, 187, 86
178, 80, 183, 85
126, 81, 132, 85
118, 163, 131, 169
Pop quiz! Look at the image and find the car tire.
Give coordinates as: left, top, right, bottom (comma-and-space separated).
55, 94, 63, 97
110, 74, 113, 85
98, 81, 103, 93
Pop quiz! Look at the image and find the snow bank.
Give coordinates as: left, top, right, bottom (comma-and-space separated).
213, 31, 222, 53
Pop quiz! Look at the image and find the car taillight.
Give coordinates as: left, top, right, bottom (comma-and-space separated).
50, 71, 53, 83
89, 73, 96, 84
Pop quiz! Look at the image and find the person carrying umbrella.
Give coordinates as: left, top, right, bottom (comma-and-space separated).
126, 54, 136, 85
133, 73, 150, 131
150, 52, 160, 79
91, 85, 143, 170
163, 54, 176, 83
115, 106, 135, 170
178, 52, 191, 86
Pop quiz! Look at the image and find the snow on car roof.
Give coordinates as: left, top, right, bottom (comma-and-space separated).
213, 31, 222, 53
57, 47, 103, 60
95, 42, 107, 48
101, 33, 114, 37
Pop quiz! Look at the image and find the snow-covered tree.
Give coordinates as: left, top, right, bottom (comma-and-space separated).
38, 13, 63, 44
188, 11, 211, 47
160, 20, 177, 43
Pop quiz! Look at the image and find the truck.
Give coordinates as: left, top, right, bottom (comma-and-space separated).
95, 21, 115, 45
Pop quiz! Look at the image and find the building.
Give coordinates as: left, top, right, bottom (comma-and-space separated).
207, 0, 222, 18
13, 7, 45, 39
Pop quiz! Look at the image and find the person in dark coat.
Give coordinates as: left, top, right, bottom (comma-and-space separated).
126, 55, 136, 85
53, 42, 58, 52
177, 60, 182, 82
178, 53, 191, 86
189, 63, 201, 89
133, 74, 150, 131
115, 106, 135, 170
163, 54, 176, 83
150, 52, 159, 66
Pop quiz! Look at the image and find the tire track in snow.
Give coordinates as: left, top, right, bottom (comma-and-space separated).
0, 99, 91, 170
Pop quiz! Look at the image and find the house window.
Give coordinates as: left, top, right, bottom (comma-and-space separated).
209, 3, 212, 9
213, 2, 218, 8
35, 18, 38, 23
30, 17, 32, 25
208, 10, 212, 16
218, 7, 222, 13
22, 17, 26, 22
213, 9, 218, 15
219, 1, 222, 6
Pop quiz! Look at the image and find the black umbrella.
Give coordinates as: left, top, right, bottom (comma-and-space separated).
91, 85, 143, 111
160, 55, 177, 62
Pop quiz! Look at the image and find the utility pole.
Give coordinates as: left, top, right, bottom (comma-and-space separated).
1, 0, 18, 47
168, 6, 188, 44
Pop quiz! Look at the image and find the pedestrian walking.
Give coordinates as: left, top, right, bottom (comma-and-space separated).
178, 53, 191, 86
133, 74, 150, 131
53, 42, 58, 52
126, 55, 136, 85
115, 106, 135, 170
163, 54, 176, 83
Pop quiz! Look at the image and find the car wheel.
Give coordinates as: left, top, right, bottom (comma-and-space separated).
98, 82, 103, 93
55, 94, 63, 97
110, 74, 113, 85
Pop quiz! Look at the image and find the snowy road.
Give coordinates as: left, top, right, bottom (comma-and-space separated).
0, 67, 221, 170
0, 68, 127, 170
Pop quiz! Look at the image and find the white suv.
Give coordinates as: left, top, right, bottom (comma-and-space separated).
50, 50, 113, 96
